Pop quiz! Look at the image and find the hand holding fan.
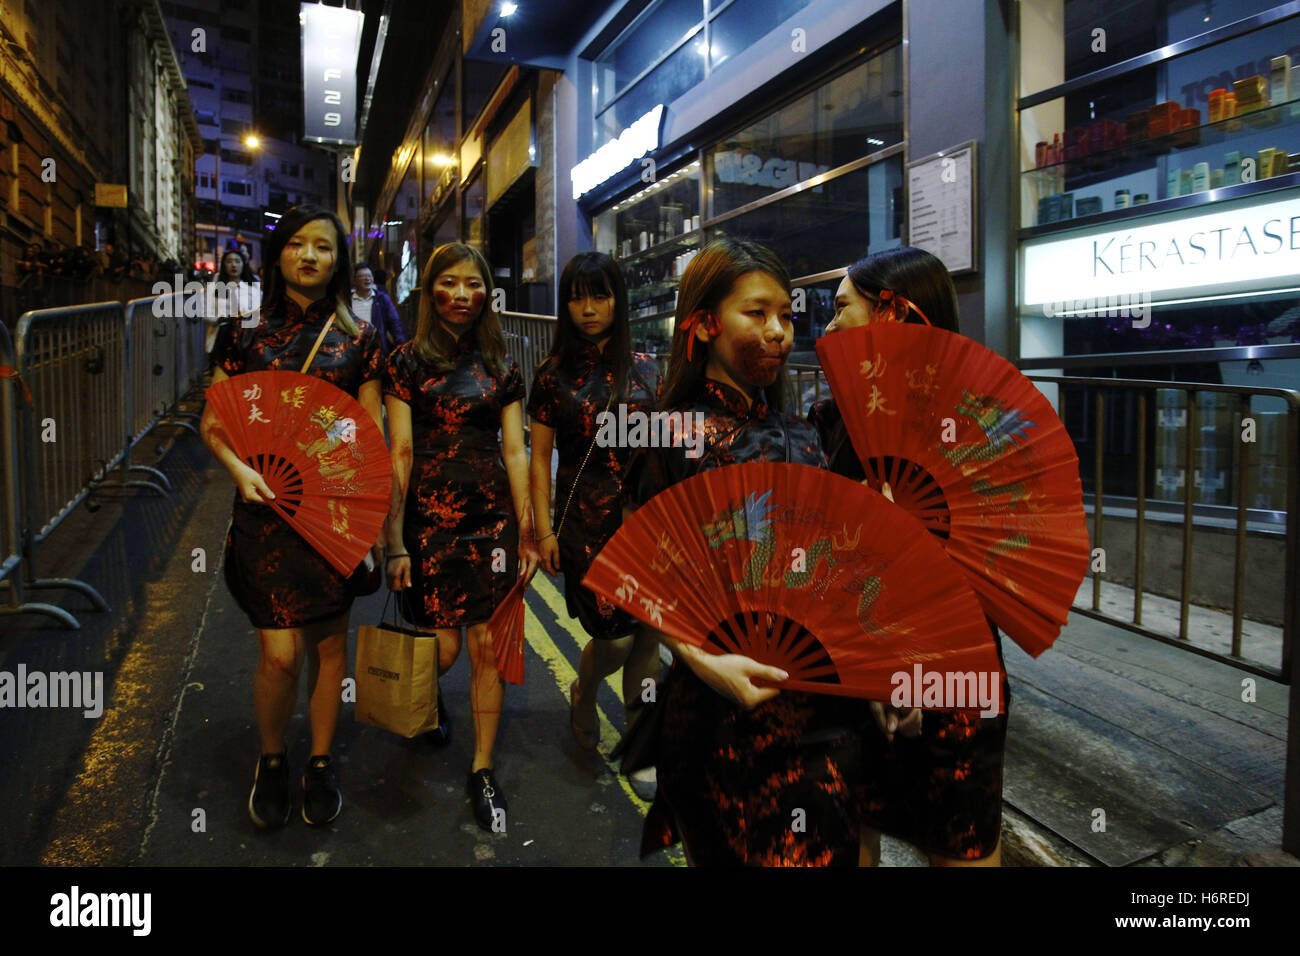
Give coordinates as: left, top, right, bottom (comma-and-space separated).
583, 462, 1001, 708
815, 322, 1090, 656
206, 370, 391, 576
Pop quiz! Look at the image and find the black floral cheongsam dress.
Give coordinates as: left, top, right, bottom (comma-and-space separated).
808, 397, 1010, 860
625, 379, 866, 866
211, 297, 384, 629
526, 345, 660, 639
384, 331, 526, 629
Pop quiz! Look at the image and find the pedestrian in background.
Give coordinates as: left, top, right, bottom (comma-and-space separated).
352, 263, 407, 359
205, 247, 261, 354
201, 204, 386, 830
526, 252, 660, 797
809, 245, 1009, 867
384, 241, 540, 832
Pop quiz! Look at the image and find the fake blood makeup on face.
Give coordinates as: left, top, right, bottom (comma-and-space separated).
732, 336, 789, 387
435, 286, 484, 325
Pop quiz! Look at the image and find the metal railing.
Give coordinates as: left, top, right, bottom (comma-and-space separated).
499, 310, 557, 398
1, 297, 207, 629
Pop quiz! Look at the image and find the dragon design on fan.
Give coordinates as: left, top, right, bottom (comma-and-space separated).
299, 405, 363, 495
940, 391, 1037, 469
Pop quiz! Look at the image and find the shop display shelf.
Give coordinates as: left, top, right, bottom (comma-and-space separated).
1022, 97, 1300, 182
617, 229, 703, 266
1019, 169, 1300, 239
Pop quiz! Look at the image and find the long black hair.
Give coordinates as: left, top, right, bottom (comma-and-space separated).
845, 246, 960, 334
550, 252, 633, 401
260, 203, 359, 336
659, 237, 794, 413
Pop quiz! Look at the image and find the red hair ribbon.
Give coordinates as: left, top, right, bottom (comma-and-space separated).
679, 311, 718, 361
877, 288, 932, 327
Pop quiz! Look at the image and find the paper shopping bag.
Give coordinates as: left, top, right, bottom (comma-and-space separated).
354, 596, 440, 738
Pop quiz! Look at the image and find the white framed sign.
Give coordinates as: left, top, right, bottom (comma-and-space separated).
1022, 190, 1300, 308
906, 141, 978, 274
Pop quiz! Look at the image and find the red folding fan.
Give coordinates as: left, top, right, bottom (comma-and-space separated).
583, 462, 1002, 708
488, 571, 534, 685
815, 322, 1090, 657
206, 370, 390, 576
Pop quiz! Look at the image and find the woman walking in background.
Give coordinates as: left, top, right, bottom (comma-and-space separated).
526, 253, 660, 796
201, 204, 385, 829
809, 246, 1009, 867
384, 242, 540, 832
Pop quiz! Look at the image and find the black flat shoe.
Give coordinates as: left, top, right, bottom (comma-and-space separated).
467, 768, 507, 833
426, 686, 451, 747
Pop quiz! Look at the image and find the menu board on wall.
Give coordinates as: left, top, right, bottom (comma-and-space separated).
906, 141, 978, 274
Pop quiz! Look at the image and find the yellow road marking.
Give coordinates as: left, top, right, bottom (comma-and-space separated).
524, 573, 685, 867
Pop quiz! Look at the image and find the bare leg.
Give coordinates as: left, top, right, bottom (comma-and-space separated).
859, 826, 882, 867
254, 627, 306, 754
573, 635, 632, 729
304, 613, 348, 756
620, 627, 660, 728
427, 627, 461, 675
929, 837, 1002, 867
466, 623, 502, 772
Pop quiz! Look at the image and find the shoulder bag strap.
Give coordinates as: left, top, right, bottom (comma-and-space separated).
299, 311, 336, 374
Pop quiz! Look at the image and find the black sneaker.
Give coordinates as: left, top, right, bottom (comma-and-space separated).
467, 768, 507, 833
248, 753, 291, 829
302, 755, 342, 826
426, 686, 451, 747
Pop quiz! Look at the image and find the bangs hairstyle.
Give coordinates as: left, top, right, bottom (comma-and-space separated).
261, 203, 359, 337
551, 252, 633, 401
412, 242, 507, 378
846, 246, 960, 334
221, 247, 256, 283
659, 237, 794, 413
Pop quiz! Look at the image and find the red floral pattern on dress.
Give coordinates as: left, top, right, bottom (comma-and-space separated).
527, 345, 660, 639
384, 331, 526, 627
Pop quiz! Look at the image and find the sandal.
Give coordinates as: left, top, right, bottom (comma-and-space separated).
569, 680, 599, 751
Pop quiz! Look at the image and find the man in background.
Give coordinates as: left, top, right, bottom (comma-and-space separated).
351, 263, 406, 359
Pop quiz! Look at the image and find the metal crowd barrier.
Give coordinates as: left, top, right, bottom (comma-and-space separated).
1, 295, 207, 629
500, 310, 557, 399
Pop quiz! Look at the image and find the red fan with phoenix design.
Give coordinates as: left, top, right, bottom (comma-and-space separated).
815, 322, 1090, 657
583, 462, 1002, 707
206, 370, 390, 576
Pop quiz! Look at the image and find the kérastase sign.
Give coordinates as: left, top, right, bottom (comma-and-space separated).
571, 105, 665, 201
1022, 190, 1300, 307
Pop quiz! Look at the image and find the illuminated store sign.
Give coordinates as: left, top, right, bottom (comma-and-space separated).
714, 150, 830, 190
571, 105, 665, 201
1023, 192, 1300, 308
300, 3, 364, 145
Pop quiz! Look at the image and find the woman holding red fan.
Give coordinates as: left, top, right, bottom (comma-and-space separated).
810, 246, 1009, 866
383, 242, 541, 832
624, 237, 864, 866
202, 204, 385, 830
526, 253, 661, 775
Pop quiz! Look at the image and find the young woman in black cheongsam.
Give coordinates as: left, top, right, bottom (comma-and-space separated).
202, 205, 386, 829
384, 242, 541, 832
526, 253, 661, 778
809, 246, 1009, 866
624, 238, 865, 866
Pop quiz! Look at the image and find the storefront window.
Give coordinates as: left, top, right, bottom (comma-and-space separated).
709, 154, 903, 348
709, 47, 903, 216
709, 0, 813, 71
1019, 0, 1283, 94
463, 172, 485, 250
423, 71, 456, 206
594, 0, 703, 113
595, 39, 705, 150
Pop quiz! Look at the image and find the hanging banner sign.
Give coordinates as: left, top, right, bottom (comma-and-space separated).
571, 104, 665, 201
300, 2, 364, 145
93, 184, 128, 207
